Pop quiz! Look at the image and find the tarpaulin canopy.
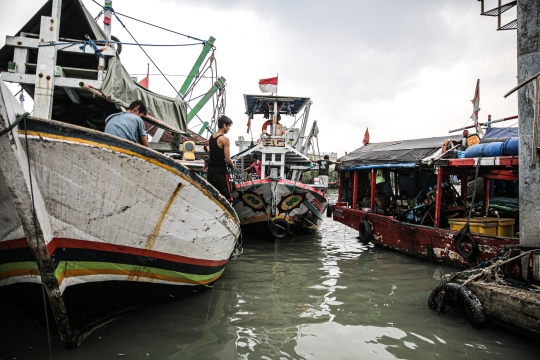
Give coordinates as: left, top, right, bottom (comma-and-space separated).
0, 0, 187, 131
340, 135, 462, 169
101, 57, 187, 130
483, 127, 518, 139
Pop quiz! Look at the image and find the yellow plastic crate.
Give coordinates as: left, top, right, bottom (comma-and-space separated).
448, 218, 498, 236
496, 218, 515, 237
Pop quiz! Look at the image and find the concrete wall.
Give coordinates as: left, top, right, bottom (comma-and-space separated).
517, 0, 540, 250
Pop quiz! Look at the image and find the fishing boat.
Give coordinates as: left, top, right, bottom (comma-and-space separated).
332, 131, 520, 267
0, 0, 240, 346
231, 94, 328, 238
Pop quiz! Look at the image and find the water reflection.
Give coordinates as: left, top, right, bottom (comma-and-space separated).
0, 191, 538, 359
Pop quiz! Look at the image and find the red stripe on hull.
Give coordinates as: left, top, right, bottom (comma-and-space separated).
0, 238, 29, 250
0, 238, 228, 267
236, 179, 326, 197
333, 206, 518, 267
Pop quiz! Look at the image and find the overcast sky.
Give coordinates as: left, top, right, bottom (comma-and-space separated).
0, 0, 519, 155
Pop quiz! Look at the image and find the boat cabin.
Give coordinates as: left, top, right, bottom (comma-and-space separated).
233, 94, 325, 190
333, 131, 519, 266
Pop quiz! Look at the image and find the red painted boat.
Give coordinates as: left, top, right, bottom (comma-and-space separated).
332, 135, 519, 268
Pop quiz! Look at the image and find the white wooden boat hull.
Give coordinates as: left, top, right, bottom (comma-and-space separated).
0, 88, 240, 345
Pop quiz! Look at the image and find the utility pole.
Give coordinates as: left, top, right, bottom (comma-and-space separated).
516, 0, 540, 281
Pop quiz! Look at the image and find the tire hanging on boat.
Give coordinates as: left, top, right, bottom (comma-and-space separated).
454, 232, 479, 260
427, 282, 487, 328
358, 220, 371, 244
269, 218, 290, 239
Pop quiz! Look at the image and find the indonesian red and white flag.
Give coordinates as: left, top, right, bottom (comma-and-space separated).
259, 77, 278, 93
363, 128, 370, 146
138, 64, 149, 89
471, 79, 483, 136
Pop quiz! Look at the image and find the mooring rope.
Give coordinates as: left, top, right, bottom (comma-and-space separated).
442, 248, 540, 290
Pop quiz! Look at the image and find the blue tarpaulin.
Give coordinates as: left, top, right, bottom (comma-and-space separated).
345, 163, 417, 171
483, 127, 518, 139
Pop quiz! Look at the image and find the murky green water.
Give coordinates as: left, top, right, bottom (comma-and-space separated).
1, 194, 538, 359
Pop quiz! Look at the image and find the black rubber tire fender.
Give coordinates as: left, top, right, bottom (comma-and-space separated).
269, 218, 290, 239
429, 282, 487, 328
427, 285, 445, 309
111, 35, 122, 55
358, 220, 372, 244
326, 204, 333, 218
456, 284, 488, 328
454, 232, 480, 260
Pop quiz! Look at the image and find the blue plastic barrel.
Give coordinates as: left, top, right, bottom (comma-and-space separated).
464, 144, 486, 158
482, 142, 504, 157
503, 138, 519, 156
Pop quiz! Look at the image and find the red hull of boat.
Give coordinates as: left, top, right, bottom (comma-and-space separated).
333, 205, 518, 268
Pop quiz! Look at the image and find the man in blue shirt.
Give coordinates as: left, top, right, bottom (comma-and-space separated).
104, 100, 149, 147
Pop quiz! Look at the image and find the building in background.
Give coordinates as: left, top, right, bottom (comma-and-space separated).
235, 136, 253, 152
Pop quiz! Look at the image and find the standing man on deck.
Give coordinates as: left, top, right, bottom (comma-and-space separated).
104, 100, 149, 147
314, 155, 342, 188
208, 115, 235, 201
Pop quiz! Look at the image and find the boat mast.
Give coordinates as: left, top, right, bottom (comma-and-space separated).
295, 101, 312, 152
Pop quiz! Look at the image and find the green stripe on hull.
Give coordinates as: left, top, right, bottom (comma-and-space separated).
0, 261, 39, 273
1, 261, 223, 282
54, 261, 224, 282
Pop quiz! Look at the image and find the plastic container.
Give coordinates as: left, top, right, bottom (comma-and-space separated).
464, 144, 486, 158
502, 138, 519, 156
496, 218, 515, 237
481, 142, 504, 157
448, 217, 498, 236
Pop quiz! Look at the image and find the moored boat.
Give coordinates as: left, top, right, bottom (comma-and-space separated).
332, 133, 520, 267
0, 0, 240, 346
231, 94, 328, 238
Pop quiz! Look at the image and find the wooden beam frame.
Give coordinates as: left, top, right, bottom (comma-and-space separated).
4, 36, 116, 57
1, 72, 102, 89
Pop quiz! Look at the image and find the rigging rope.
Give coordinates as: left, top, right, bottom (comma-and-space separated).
90, 1, 218, 135
90, 0, 207, 43
38, 40, 205, 48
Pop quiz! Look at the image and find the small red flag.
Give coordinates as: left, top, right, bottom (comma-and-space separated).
138, 64, 149, 89
363, 128, 370, 146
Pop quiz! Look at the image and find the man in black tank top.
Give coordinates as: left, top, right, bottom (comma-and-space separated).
208, 115, 234, 201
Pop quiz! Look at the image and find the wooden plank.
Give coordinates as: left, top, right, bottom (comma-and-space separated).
33, 16, 59, 119
13, 48, 29, 74
4, 36, 116, 56
1, 72, 102, 89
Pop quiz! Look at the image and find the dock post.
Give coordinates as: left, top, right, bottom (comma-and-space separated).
517, 0, 540, 282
